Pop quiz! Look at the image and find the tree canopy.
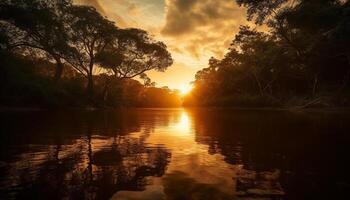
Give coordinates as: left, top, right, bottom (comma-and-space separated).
0, 0, 173, 106
185, 0, 350, 107
96, 28, 173, 79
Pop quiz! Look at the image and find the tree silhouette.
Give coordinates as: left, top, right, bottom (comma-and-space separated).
65, 5, 117, 100
185, 0, 350, 107
95, 28, 173, 103
0, 0, 74, 81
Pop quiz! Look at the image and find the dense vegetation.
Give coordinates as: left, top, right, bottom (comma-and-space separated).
0, 0, 181, 108
2, 0, 350, 109
184, 0, 350, 108
0, 51, 181, 108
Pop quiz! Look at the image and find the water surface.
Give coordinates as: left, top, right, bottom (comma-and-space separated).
1, 108, 350, 200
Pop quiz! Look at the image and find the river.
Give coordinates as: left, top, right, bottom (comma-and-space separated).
0, 108, 350, 200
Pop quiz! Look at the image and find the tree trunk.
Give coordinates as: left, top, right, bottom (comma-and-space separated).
102, 78, 114, 103
54, 57, 64, 82
87, 59, 95, 104
87, 72, 94, 102
252, 72, 264, 96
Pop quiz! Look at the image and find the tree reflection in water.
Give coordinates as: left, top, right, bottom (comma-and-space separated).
0, 111, 171, 200
1, 109, 350, 200
188, 108, 350, 200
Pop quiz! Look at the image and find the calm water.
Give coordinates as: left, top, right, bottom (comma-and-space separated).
1, 108, 350, 200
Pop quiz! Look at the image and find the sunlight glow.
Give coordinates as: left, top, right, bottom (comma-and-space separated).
173, 111, 192, 134
179, 84, 193, 95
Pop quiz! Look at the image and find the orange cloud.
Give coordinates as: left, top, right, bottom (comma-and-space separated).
161, 0, 249, 59
74, 0, 131, 27
73, 0, 251, 90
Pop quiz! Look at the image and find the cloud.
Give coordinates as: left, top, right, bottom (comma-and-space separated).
73, 0, 250, 89
127, 3, 140, 16
161, 0, 249, 59
75, 0, 138, 27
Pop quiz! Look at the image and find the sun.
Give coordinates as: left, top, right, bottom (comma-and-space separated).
179, 84, 193, 95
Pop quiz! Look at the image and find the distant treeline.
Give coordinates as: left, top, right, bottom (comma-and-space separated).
0, 0, 180, 108
0, 51, 181, 108
185, 0, 350, 108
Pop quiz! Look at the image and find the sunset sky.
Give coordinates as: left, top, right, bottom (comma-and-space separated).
76, 0, 249, 91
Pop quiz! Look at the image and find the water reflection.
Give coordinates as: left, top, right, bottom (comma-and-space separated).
0, 111, 171, 200
1, 109, 350, 200
173, 112, 191, 134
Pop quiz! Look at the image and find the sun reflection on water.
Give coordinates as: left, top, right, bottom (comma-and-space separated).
173, 111, 192, 135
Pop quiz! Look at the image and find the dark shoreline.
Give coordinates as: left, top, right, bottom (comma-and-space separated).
2, 106, 350, 113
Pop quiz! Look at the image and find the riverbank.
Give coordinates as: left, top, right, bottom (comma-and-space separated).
0, 106, 184, 112
2, 105, 350, 113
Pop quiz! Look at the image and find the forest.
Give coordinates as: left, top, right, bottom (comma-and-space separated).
0, 0, 181, 108
184, 0, 350, 108
1, 0, 350, 109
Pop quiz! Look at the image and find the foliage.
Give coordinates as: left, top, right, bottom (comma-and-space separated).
65, 5, 117, 99
96, 28, 173, 79
186, 0, 350, 107
0, 0, 174, 108
0, 0, 74, 80
0, 52, 180, 108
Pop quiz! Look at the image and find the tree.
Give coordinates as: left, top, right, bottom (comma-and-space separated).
237, 0, 350, 96
185, 0, 350, 107
97, 28, 173, 79
0, 0, 74, 81
66, 5, 117, 100
95, 28, 173, 103
186, 25, 305, 106
236, 0, 288, 25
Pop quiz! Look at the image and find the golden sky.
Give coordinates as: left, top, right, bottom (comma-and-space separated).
75, 0, 248, 91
